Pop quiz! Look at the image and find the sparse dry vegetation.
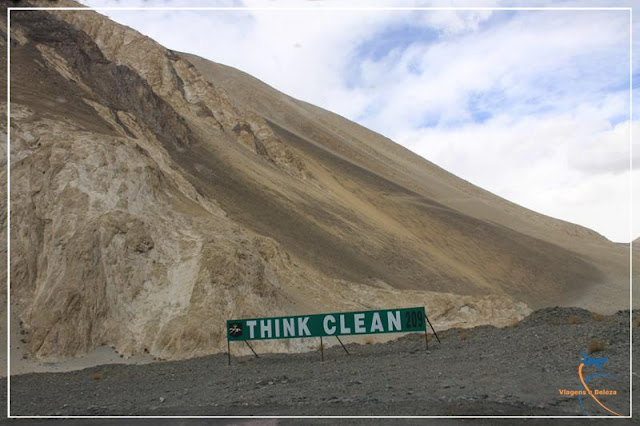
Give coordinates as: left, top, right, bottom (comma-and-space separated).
632, 317, 640, 328
567, 315, 582, 325
591, 312, 605, 321
458, 331, 469, 341
91, 372, 103, 381
508, 319, 520, 328
363, 338, 374, 345
587, 340, 606, 354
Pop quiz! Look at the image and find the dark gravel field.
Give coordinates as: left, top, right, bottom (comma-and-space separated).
6, 308, 639, 420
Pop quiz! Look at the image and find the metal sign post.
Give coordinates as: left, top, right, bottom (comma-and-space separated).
425, 314, 441, 343
335, 336, 349, 354
425, 326, 429, 351
244, 341, 259, 358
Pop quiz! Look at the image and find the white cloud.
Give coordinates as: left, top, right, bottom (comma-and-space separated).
569, 120, 637, 175
395, 115, 636, 242
420, 10, 494, 35
352, 9, 629, 136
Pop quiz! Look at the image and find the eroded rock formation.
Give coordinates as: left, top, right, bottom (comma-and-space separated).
5, 1, 633, 362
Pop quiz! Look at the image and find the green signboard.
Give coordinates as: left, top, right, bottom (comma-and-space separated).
227, 307, 427, 341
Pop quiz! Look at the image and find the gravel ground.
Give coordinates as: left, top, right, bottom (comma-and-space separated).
6, 308, 639, 420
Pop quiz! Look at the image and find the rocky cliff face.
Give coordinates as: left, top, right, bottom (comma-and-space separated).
5, 1, 633, 362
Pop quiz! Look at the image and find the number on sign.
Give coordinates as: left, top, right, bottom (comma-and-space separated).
405, 311, 424, 328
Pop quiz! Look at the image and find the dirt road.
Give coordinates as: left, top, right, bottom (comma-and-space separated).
8, 308, 638, 418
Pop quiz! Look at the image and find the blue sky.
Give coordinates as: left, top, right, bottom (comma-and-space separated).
79, 0, 638, 243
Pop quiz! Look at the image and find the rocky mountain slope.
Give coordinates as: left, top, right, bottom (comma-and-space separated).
4, 1, 636, 363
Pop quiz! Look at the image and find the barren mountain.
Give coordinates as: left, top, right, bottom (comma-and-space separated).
4, 1, 636, 364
